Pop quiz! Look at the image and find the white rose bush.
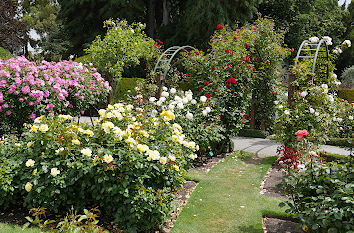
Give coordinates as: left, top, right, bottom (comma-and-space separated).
0, 102, 199, 232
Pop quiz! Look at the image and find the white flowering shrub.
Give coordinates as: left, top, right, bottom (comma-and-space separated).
147, 87, 225, 156
0, 104, 198, 232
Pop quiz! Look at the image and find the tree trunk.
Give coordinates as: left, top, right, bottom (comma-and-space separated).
287, 74, 295, 107
161, 0, 171, 26
155, 73, 163, 99
250, 94, 256, 129
147, 0, 156, 38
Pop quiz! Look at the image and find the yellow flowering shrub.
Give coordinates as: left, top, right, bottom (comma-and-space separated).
0, 103, 198, 232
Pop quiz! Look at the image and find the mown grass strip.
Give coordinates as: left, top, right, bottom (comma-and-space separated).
172, 151, 285, 233
0, 222, 40, 233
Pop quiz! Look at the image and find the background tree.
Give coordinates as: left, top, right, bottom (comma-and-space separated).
0, 0, 26, 54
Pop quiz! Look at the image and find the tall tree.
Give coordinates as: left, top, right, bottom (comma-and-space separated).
0, 0, 26, 54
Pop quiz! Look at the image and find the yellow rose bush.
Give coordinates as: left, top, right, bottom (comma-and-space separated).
0, 103, 198, 232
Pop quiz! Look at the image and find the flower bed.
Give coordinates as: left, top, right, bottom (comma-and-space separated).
0, 103, 198, 232
0, 56, 110, 133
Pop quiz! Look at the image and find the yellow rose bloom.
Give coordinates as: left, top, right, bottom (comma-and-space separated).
25, 159, 35, 167
137, 144, 149, 153
168, 155, 176, 161
30, 125, 39, 132
27, 141, 34, 147
39, 124, 49, 133
72, 139, 80, 145
50, 167, 60, 177
160, 110, 175, 121
160, 157, 167, 165
173, 165, 180, 171
34, 115, 45, 123
103, 154, 114, 163
25, 182, 33, 192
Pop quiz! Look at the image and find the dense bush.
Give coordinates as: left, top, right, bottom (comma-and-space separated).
0, 56, 110, 133
237, 129, 270, 138
0, 47, 13, 60
0, 103, 198, 232
340, 66, 354, 89
113, 78, 144, 102
280, 152, 354, 232
338, 88, 354, 103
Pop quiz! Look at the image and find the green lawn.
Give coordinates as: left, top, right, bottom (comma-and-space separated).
172, 151, 287, 233
0, 222, 40, 233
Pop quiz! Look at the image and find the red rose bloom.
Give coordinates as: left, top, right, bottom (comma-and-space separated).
225, 49, 230, 53
206, 93, 211, 98
245, 56, 250, 63
291, 48, 294, 52
196, 52, 200, 55
212, 66, 216, 71
217, 24, 224, 30
231, 78, 236, 84
204, 81, 209, 86
254, 57, 257, 62
266, 60, 270, 65
234, 36, 237, 40
182, 48, 186, 52
199, 88, 203, 91
271, 90, 275, 95
226, 84, 230, 89
245, 43, 250, 49
188, 52, 191, 56
241, 110, 244, 113
246, 113, 249, 117
252, 67, 255, 71
186, 73, 189, 76
233, 92, 236, 96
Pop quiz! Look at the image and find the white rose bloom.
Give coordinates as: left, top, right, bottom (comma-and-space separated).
159, 97, 166, 102
310, 108, 315, 113
321, 84, 328, 89
103, 154, 114, 163
331, 73, 337, 79
160, 157, 167, 165
186, 94, 193, 101
333, 117, 337, 121
326, 41, 333, 46
337, 117, 343, 123
315, 112, 320, 116
170, 88, 177, 94
174, 96, 182, 102
205, 107, 211, 113
168, 104, 175, 110
182, 98, 188, 104
161, 91, 169, 97
50, 167, 60, 177
149, 97, 156, 102
81, 148, 92, 157
162, 86, 168, 91
25, 182, 33, 192
191, 99, 197, 105
202, 110, 208, 116
300, 91, 308, 97
349, 116, 353, 120
200, 96, 207, 103
274, 101, 279, 105
177, 102, 184, 109
339, 127, 343, 131
284, 110, 290, 115
322, 36, 332, 45
309, 36, 319, 43
334, 81, 341, 86
186, 112, 193, 120
342, 40, 351, 47
333, 48, 342, 54
151, 109, 158, 116
25, 159, 35, 167
278, 105, 283, 109
328, 95, 334, 103
156, 101, 162, 106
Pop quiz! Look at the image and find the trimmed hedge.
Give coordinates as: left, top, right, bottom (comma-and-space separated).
0, 47, 13, 60
326, 137, 353, 148
317, 151, 347, 162
338, 88, 354, 103
237, 129, 270, 138
113, 78, 144, 102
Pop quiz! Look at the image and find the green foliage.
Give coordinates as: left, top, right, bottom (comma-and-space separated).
85, 19, 159, 87
0, 103, 198, 232
338, 88, 354, 102
113, 78, 144, 102
259, 0, 348, 51
237, 129, 270, 138
340, 66, 354, 89
0, 47, 13, 60
280, 156, 354, 232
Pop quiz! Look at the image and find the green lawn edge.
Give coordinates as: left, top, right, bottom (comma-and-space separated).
172, 151, 288, 233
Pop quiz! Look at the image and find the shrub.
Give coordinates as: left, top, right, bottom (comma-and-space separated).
0, 103, 198, 232
237, 129, 269, 138
340, 66, 354, 89
113, 78, 144, 102
338, 88, 354, 103
280, 154, 354, 232
325, 138, 353, 148
0, 47, 13, 60
0, 56, 110, 133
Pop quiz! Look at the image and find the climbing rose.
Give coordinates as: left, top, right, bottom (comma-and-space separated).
206, 93, 211, 99
212, 66, 216, 71
245, 43, 250, 49
204, 81, 209, 86
217, 24, 224, 30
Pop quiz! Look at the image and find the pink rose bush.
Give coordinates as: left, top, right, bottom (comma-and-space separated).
0, 56, 110, 132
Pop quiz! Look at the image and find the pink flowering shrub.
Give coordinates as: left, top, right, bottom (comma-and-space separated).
0, 56, 110, 133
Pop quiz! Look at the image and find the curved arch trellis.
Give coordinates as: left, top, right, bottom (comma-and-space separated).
153, 45, 196, 86
294, 38, 329, 78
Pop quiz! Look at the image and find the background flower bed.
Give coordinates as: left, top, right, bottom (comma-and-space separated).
0, 102, 198, 232
0, 56, 110, 134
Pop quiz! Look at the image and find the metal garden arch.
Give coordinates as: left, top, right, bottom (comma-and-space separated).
153, 46, 196, 87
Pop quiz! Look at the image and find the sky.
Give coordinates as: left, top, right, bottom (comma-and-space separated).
339, 0, 351, 7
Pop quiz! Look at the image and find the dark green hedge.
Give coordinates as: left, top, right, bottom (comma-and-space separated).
338, 88, 354, 103
0, 47, 13, 60
113, 78, 144, 102
237, 129, 270, 138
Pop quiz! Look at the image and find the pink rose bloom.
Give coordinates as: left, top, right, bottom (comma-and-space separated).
29, 101, 34, 106
6, 110, 11, 115
48, 112, 54, 117
29, 114, 36, 119
2, 103, 9, 108
46, 103, 55, 110
22, 85, 31, 94
295, 129, 309, 139
297, 164, 306, 170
